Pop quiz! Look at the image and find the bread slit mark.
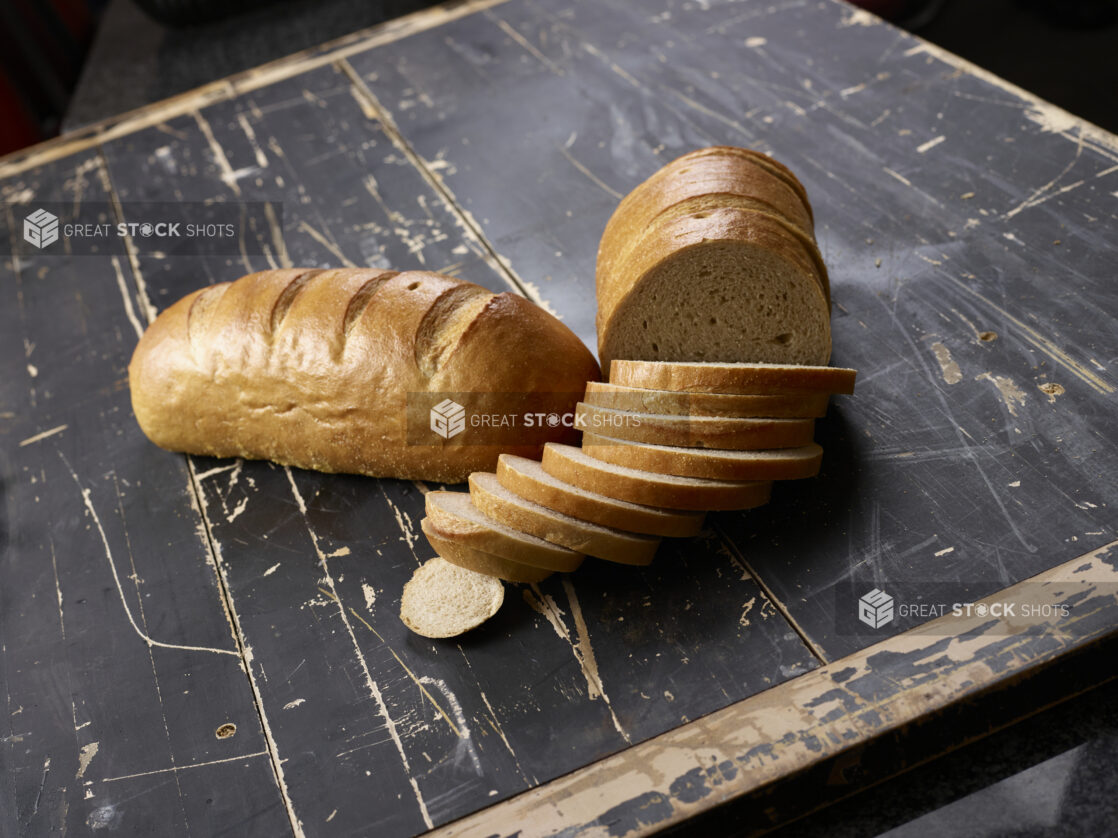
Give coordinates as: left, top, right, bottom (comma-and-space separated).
343, 271, 398, 339
186, 283, 231, 363
413, 285, 496, 378
269, 269, 325, 335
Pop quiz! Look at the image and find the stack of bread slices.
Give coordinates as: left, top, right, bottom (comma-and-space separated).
402, 147, 857, 638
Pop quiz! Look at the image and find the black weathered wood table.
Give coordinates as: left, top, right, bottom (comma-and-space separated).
2, 0, 1116, 835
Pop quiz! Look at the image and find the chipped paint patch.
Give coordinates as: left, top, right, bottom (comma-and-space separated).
840, 7, 878, 26
76, 742, 99, 779
976, 372, 1027, 416
930, 342, 962, 384
916, 136, 946, 153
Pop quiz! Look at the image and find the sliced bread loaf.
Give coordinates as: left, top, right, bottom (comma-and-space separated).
597, 207, 831, 370
581, 432, 823, 481
683, 146, 814, 220
541, 443, 772, 511
497, 454, 705, 537
610, 360, 858, 395
469, 473, 661, 565
399, 557, 504, 638
421, 519, 555, 583
575, 402, 814, 450
583, 381, 830, 418
425, 491, 584, 573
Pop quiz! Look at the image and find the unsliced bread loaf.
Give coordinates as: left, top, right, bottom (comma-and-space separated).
399, 557, 504, 638
583, 381, 830, 418
575, 402, 814, 450
469, 472, 661, 565
497, 454, 705, 537
425, 491, 584, 573
582, 432, 823, 481
421, 519, 554, 583
611, 360, 857, 395
597, 207, 831, 370
129, 268, 600, 482
541, 443, 772, 511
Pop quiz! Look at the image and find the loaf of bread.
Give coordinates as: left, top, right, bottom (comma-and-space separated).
128, 268, 600, 482
596, 147, 831, 371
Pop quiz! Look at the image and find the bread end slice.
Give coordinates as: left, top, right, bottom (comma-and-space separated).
399, 557, 504, 638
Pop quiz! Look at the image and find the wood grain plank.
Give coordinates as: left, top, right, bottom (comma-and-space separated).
0, 154, 291, 836
94, 59, 818, 834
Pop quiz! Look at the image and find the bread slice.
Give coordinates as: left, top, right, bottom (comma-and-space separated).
610, 360, 857, 395
597, 208, 831, 370
425, 491, 584, 572
469, 472, 661, 565
582, 432, 823, 481
541, 443, 772, 511
421, 519, 554, 583
497, 454, 705, 537
583, 381, 829, 418
575, 402, 814, 450
399, 557, 504, 638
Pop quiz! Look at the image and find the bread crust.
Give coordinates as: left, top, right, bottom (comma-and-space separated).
541, 443, 773, 511
469, 472, 660, 565
496, 454, 705, 537
575, 402, 815, 449
425, 490, 585, 572
583, 381, 830, 418
610, 361, 858, 395
421, 519, 555, 583
128, 269, 600, 482
582, 432, 824, 481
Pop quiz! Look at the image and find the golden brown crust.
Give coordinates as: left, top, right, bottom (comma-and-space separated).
421, 519, 555, 583
469, 473, 660, 565
582, 382, 830, 418
574, 402, 815, 449
597, 149, 817, 302
495, 454, 705, 537
609, 361, 858, 395
581, 432, 824, 481
540, 443, 774, 512
128, 269, 601, 482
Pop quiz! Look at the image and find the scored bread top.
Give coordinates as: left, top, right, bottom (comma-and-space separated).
129, 269, 600, 482
597, 150, 817, 298
681, 146, 814, 215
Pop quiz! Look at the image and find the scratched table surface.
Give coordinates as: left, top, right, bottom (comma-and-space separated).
2, 0, 1117, 835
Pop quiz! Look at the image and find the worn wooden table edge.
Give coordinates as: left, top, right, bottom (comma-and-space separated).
430, 539, 1118, 836
0, 0, 516, 179
3, 0, 1118, 183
